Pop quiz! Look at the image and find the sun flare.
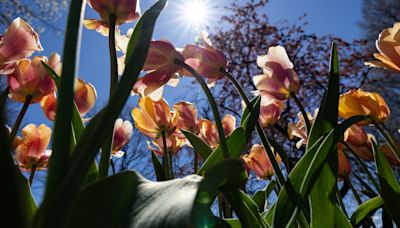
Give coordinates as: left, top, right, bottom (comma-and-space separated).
182, 0, 212, 29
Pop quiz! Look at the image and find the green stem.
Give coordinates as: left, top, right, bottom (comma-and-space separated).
374, 122, 400, 163
175, 60, 229, 159
290, 92, 311, 134
9, 95, 32, 142
29, 165, 36, 186
161, 131, 170, 180
343, 141, 380, 193
218, 193, 223, 218
336, 186, 348, 218
193, 149, 198, 174
347, 178, 376, 228
221, 69, 285, 187
169, 150, 174, 179
98, 14, 119, 179
110, 158, 116, 175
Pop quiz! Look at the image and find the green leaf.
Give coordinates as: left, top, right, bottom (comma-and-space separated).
252, 180, 276, 212
272, 115, 367, 227
225, 219, 242, 228
65, 171, 202, 228
350, 196, 383, 226
46, 0, 86, 198
197, 127, 246, 174
192, 159, 250, 227
268, 137, 293, 172
0, 102, 37, 228
334, 205, 352, 228
372, 140, 400, 226
151, 151, 166, 181
182, 129, 212, 160
241, 96, 261, 140
34, 1, 167, 227
307, 43, 340, 227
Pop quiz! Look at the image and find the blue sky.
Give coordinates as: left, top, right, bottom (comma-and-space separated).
13, 0, 364, 130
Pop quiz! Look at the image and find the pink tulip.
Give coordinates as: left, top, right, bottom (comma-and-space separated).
181, 32, 228, 84
199, 114, 236, 149
380, 144, 400, 166
7, 53, 60, 103
133, 40, 184, 100
41, 78, 97, 120
258, 95, 285, 128
241, 144, 281, 179
14, 124, 52, 172
344, 125, 374, 161
253, 46, 299, 100
173, 101, 199, 135
86, 0, 140, 27
0, 18, 43, 74
112, 118, 133, 157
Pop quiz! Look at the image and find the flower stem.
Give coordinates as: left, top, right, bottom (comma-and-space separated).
169, 151, 174, 179
110, 159, 116, 175
161, 131, 170, 180
290, 92, 311, 134
29, 165, 36, 186
347, 178, 376, 227
9, 95, 32, 142
221, 69, 286, 187
343, 141, 380, 193
194, 150, 198, 174
99, 14, 119, 179
174, 60, 229, 159
374, 122, 400, 163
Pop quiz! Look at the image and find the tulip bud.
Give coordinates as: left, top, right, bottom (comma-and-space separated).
14, 124, 52, 172
365, 23, 400, 73
253, 45, 299, 100
112, 118, 133, 157
337, 146, 352, 181
339, 89, 390, 124
7, 53, 60, 103
242, 144, 281, 179
258, 95, 285, 128
344, 125, 374, 161
380, 144, 400, 166
0, 18, 43, 74
199, 114, 236, 149
173, 101, 199, 135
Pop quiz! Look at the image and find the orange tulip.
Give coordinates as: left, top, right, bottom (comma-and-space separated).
199, 114, 236, 149
132, 96, 179, 139
112, 118, 133, 157
0, 18, 43, 74
337, 146, 352, 181
173, 101, 199, 135
253, 45, 299, 100
380, 144, 400, 166
147, 133, 184, 157
288, 109, 319, 148
14, 124, 52, 172
7, 53, 60, 103
344, 125, 374, 161
133, 40, 183, 100
181, 32, 228, 84
241, 144, 281, 179
84, 0, 140, 35
339, 89, 390, 124
41, 78, 97, 120
365, 23, 400, 73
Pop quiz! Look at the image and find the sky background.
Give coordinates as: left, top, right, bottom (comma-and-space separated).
16, 0, 364, 129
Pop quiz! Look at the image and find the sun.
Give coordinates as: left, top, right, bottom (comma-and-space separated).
181, 0, 213, 29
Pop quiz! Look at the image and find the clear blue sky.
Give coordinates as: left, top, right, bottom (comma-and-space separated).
17, 0, 363, 130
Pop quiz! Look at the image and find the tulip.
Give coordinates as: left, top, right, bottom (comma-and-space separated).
133, 40, 184, 100
85, 0, 140, 29
380, 144, 400, 166
241, 144, 281, 179
258, 95, 285, 128
344, 125, 374, 161
337, 146, 352, 181
132, 96, 179, 139
112, 118, 133, 157
339, 89, 390, 124
173, 101, 199, 135
253, 45, 299, 100
7, 53, 60, 103
147, 133, 184, 157
41, 78, 97, 120
181, 32, 228, 84
288, 109, 319, 148
14, 124, 52, 172
0, 18, 43, 74
199, 114, 236, 149
365, 23, 400, 73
